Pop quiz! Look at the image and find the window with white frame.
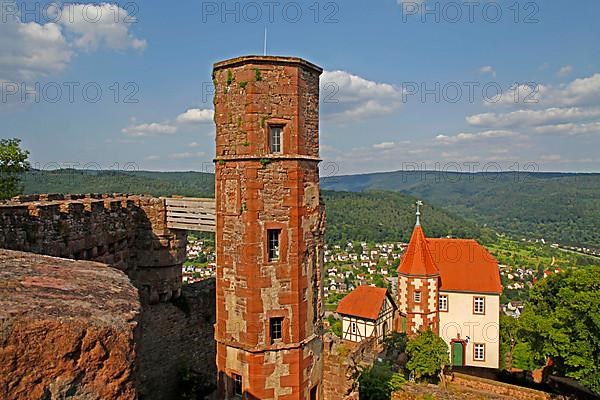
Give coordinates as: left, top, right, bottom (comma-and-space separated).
414, 291, 421, 303
269, 125, 283, 153
474, 297, 485, 314
474, 343, 485, 361
267, 229, 280, 261
439, 295, 448, 311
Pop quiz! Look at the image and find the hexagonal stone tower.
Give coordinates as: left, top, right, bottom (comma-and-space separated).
213, 55, 325, 399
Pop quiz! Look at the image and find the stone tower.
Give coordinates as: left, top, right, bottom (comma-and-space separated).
213, 56, 325, 399
397, 202, 440, 335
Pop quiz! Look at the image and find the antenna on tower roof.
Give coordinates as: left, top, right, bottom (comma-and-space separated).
415, 200, 423, 226
263, 27, 268, 56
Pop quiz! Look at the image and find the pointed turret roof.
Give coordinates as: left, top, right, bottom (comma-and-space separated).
398, 224, 440, 276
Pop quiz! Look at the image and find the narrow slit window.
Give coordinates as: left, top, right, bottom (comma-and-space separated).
269, 125, 283, 153
268, 229, 280, 261
270, 317, 283, 343
233, 373, 243, 397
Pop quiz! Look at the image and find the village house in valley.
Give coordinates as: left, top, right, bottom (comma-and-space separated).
336, 286, 396, 343
397, 201, 503, 369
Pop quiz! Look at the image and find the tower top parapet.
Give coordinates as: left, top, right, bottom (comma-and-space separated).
214, 55, 323, 74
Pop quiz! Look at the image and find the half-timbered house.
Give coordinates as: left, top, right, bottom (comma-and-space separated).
336, 286, 397, 343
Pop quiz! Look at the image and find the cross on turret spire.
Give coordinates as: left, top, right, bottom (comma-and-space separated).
415, 200, 423, 226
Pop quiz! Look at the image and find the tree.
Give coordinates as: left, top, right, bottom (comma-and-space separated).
0, 138, 30, 200
358, 362, 405, 400
406, 330, 449, 382
519, 267, 600, 393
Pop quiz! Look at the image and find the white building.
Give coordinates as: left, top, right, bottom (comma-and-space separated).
336, 286, 397, 343
397, 201, 503, 369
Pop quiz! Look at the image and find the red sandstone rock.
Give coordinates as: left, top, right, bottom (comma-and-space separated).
0, 250, 141, 399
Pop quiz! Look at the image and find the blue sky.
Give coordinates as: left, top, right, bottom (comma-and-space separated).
2, 0, 600, 175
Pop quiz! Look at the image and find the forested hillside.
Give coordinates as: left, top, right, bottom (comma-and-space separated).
21, 169, 600, 248
22, 170, 482, 245
323, 171, 600, 248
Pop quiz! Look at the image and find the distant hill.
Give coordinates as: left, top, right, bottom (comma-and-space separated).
22, 169, 600, 247
322, 190, 489, 244
22, 170, 482, 245
322, 171, 600, 248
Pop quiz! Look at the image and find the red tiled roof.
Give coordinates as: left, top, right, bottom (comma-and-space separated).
398, 226, 440, 276
426, 238, 502, 294
336, 286, 392, 320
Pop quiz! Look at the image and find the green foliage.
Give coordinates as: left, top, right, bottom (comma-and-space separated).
259, 158, 271, 167
323, 190, 488, 245
239, 81, 247, 89
359, 362, 405, 400
254, 68, 262, 81
518, 267, 600, 393
512, 343, 536, 371
0, 138, 30, 200
326, 315, 342, 337
499, 314, 519, 369
322, 171, 600, 249
226, 69, 234, 85
383, 332, 408, 355
406, 330, 449, 381
176, 363, 216, 399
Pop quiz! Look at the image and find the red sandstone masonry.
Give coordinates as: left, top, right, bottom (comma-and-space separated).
214, 56, 325, 399
0, 193, 185, 304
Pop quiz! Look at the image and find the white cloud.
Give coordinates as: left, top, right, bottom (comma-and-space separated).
58, 3, 146, 52
169, 151, 206, 160
144, 155, 161, 161
540, 154, 562, 162
122, 122, 177, 137
557, 65, 573, 78
0, 13, 72, 82
188, 142, 201, 148
491, 73, 600, 108
320, 70, 403, 121
479, 66, 497, 78
466, 107, 600, 128
373, 142, 396, 150
435, 130, 517, 144
176, 108, 214, 124
533, 121, 600, 136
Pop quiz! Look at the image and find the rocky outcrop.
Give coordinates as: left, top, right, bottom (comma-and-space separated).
0, 250, 141, 400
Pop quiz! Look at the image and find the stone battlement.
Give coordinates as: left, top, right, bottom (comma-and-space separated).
0, 193, 186, 304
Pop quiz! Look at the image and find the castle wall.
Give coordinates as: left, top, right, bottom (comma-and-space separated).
0, 193, 186, 304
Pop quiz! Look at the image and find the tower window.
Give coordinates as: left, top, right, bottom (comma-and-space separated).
269, 125, 283, 153
267, 229, 280, 261
414, 291, 421, 303
233, 373, 243, 396
270, 317, 283, 343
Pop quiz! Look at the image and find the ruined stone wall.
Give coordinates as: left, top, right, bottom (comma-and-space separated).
0, 193, 185, 303
322, 333, 379, 400
0, 249, 141, 400
213, 55, 325, 399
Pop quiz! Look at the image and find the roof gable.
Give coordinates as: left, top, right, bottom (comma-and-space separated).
336, 286, 394, 320
427, 238, 502, 294
398, 225, 439, 276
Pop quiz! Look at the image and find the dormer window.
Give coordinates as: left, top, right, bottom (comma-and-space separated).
269, 125, 283, 153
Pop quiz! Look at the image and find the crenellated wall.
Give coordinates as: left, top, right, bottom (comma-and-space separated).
0, 193, 186, 304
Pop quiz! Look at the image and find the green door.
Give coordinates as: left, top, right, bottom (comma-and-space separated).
452, 342, 464, 366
